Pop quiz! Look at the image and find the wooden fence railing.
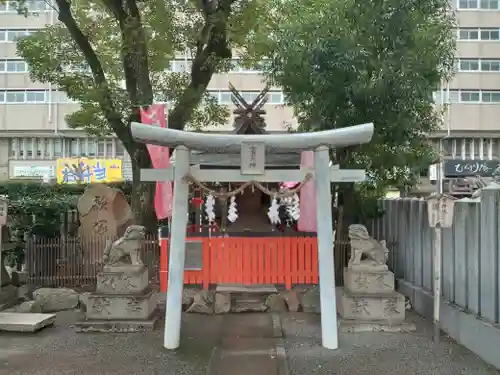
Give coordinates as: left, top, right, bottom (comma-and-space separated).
25, 235, 159, 290
160, 236, 325, 291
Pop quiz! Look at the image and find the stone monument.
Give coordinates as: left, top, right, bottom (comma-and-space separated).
77, 184, 136, 239
76, 225, 157, 332
336, 224, 415, 332
76, 184, 136, 274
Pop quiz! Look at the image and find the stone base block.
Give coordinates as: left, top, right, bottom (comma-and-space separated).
96, 266, 148, 294
0, 285, 19, 311
86, 288, 156, 320
344, 267, 394, 294
336, 287, 405, 323
76, 314, 158, 333
338, 318, 416, 333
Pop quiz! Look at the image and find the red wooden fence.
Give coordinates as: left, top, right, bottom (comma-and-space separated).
159, 236, 319, 291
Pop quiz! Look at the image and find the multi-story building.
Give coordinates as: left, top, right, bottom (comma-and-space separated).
420, 0, 500, 195
1, 0, 500, 186
0, 1, 295, 181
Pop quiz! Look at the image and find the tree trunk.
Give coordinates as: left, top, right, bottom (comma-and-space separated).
333, 147, 357, 285
130, 143, 157, 233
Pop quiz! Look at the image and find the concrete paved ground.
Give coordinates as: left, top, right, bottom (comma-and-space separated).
0, 311, 216, 375
282, 312, 500, 375
0, 310, 499, 375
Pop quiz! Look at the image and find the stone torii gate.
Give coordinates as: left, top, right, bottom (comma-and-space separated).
130, 121, 375, 351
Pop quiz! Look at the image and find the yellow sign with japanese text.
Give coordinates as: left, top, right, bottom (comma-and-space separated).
56, 158, 123, 184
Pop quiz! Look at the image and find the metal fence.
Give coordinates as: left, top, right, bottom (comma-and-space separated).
25, 234, 160, 290
372, 184, 500, 325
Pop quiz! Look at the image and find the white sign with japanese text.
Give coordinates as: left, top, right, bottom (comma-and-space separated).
427, 195, 455, 228
240, 142, 266, 175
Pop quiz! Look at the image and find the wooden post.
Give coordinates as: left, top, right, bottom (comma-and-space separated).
164, 146, 190, 350
314, 146, 338, 350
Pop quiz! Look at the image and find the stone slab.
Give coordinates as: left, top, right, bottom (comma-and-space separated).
0, 312, 56, 332
75, 314, 158, 333
336, 287, 405, 323
216, 284, 278, 294
344, 267, 394, 294
86, 289, 156, 320
338, 318, 417, 333
97, 266, 148, 294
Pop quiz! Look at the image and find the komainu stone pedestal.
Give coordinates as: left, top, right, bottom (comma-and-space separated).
76, 265, 157, 332
336, 224, 415, 332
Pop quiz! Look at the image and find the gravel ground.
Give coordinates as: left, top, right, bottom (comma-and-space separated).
282, 312, 500, 375
1, 310, 499, 375
0, 311, 220, 375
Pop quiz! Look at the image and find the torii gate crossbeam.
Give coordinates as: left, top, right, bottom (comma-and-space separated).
130, 121, 375, 351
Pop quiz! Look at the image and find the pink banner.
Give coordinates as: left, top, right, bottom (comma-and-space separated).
297, 151, 317, 232
140, 104, 173, 219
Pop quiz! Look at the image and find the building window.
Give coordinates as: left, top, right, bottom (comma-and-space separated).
69, 138, 78, 157
9, 138, 17, 157
6, 91, 25, 103
166, 58, 267, 74
25, 90, 45, 103
481, 91, 500, 102
480, 59, 500, 71
5, 60, 27, 73
459, 28, 479, 40
35, 138, 42, 157
97, 139, 105, 157
54, 138, 62, 157
208, 90, 285, 105
43, 138, 50, 157
0, 1, 49, 12
458, 0, 478, 8
459, 0, 500, 8
492, 139, 500, 158
458, 28, 500, 40
460, 91, 481, 102
18, 139, 24, 157
26, 138, 33, 158
480, 28, 500, 40
115, 140, 125, 157
435, 89, 500, 104
106, 139, 113, 157
0, 29, 37, 43
269, 92, 284, 104
87, 139, 97, 157
459, 59, 480, 71
480, 0, 499, 8
219, 92, 232, 104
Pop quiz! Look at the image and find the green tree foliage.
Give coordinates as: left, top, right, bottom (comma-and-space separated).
265, 0, 456, 226
16, 0, 270, 228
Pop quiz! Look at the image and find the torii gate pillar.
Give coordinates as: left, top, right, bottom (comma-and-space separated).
131, 121, 375, 351
314, 145, 337, 348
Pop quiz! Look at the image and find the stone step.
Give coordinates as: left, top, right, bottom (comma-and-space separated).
216, 284, 278, 294
0, 312, 56, 332
232, 294, 268, 313
336, 287, 406, 323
